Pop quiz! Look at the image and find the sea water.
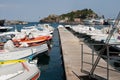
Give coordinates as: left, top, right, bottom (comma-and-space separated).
37, 23, 65, 80
38, 28, 65, 80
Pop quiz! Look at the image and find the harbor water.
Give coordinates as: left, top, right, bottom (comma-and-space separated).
37, 27, 65, 80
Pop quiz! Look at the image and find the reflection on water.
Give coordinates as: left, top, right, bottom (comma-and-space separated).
36, 29, 65, 80
36, 53, 50, 72
37, 53, 50, 66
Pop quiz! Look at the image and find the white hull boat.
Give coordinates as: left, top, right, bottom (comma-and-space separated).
38, 24, 54, 34
0, 43, 48, 60
0, 60, 40, 80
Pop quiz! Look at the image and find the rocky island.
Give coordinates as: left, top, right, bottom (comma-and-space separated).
39, 8, 103, 24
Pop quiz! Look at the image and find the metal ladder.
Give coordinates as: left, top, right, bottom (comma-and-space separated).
89, 11, 120, 76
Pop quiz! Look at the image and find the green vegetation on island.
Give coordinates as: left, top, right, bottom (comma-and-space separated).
40, 8, 100, 24
60, 9, 98, 21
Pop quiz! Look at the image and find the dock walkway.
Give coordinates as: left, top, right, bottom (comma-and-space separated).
58, 27, 120, 80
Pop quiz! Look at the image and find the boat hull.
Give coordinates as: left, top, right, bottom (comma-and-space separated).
0, 43, 48, 60
0, 61, 40, 80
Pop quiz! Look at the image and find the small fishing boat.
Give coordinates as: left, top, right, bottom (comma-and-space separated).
0, 25, 52, 60
13, 26, 53, 44
0, 41, 48, 60
0, 60, 40, 80
15, 35, 52, 44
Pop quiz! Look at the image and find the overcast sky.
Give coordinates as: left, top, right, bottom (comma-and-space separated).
0, 0, 119, 22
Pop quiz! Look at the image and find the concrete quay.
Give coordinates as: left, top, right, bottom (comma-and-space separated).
58, 27, 85, 80
58, 26, 120, 80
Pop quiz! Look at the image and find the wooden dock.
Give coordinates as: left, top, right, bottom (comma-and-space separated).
58, 27, 120, 80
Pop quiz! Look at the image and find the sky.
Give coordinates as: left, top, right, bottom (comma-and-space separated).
0, 0, 120, 22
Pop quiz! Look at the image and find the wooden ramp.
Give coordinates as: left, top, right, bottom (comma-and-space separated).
58, 27, 120, 80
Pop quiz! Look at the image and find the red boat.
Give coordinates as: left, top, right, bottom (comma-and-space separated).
12, 35, 52, 47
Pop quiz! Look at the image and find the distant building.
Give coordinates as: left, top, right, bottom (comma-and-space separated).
65, 17, 69, 21
83, 18, 105, 25
59, 20, 66, 23
74, 18, 81, 22
59, 17, 69, 23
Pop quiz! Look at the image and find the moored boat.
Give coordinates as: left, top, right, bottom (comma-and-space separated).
0, 41, 48, 60
0, 25, 52, 61
38, 23, 54, 34
0, 60, 40, 80
13, 35, 52, 44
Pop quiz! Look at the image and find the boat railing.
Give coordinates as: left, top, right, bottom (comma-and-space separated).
81, 43, 120, 80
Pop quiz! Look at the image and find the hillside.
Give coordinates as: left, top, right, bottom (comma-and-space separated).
60, 8, 98, 21
40, 8, 100, 23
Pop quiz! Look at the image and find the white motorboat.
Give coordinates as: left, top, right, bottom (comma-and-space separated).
0, 24, 52, 61
0, 60, 40, 80
38, 24, 54, 34
71, 24, 96, 34
0, 42, 48, 60
20, 25, 52, 38
57, 25, 64, 28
